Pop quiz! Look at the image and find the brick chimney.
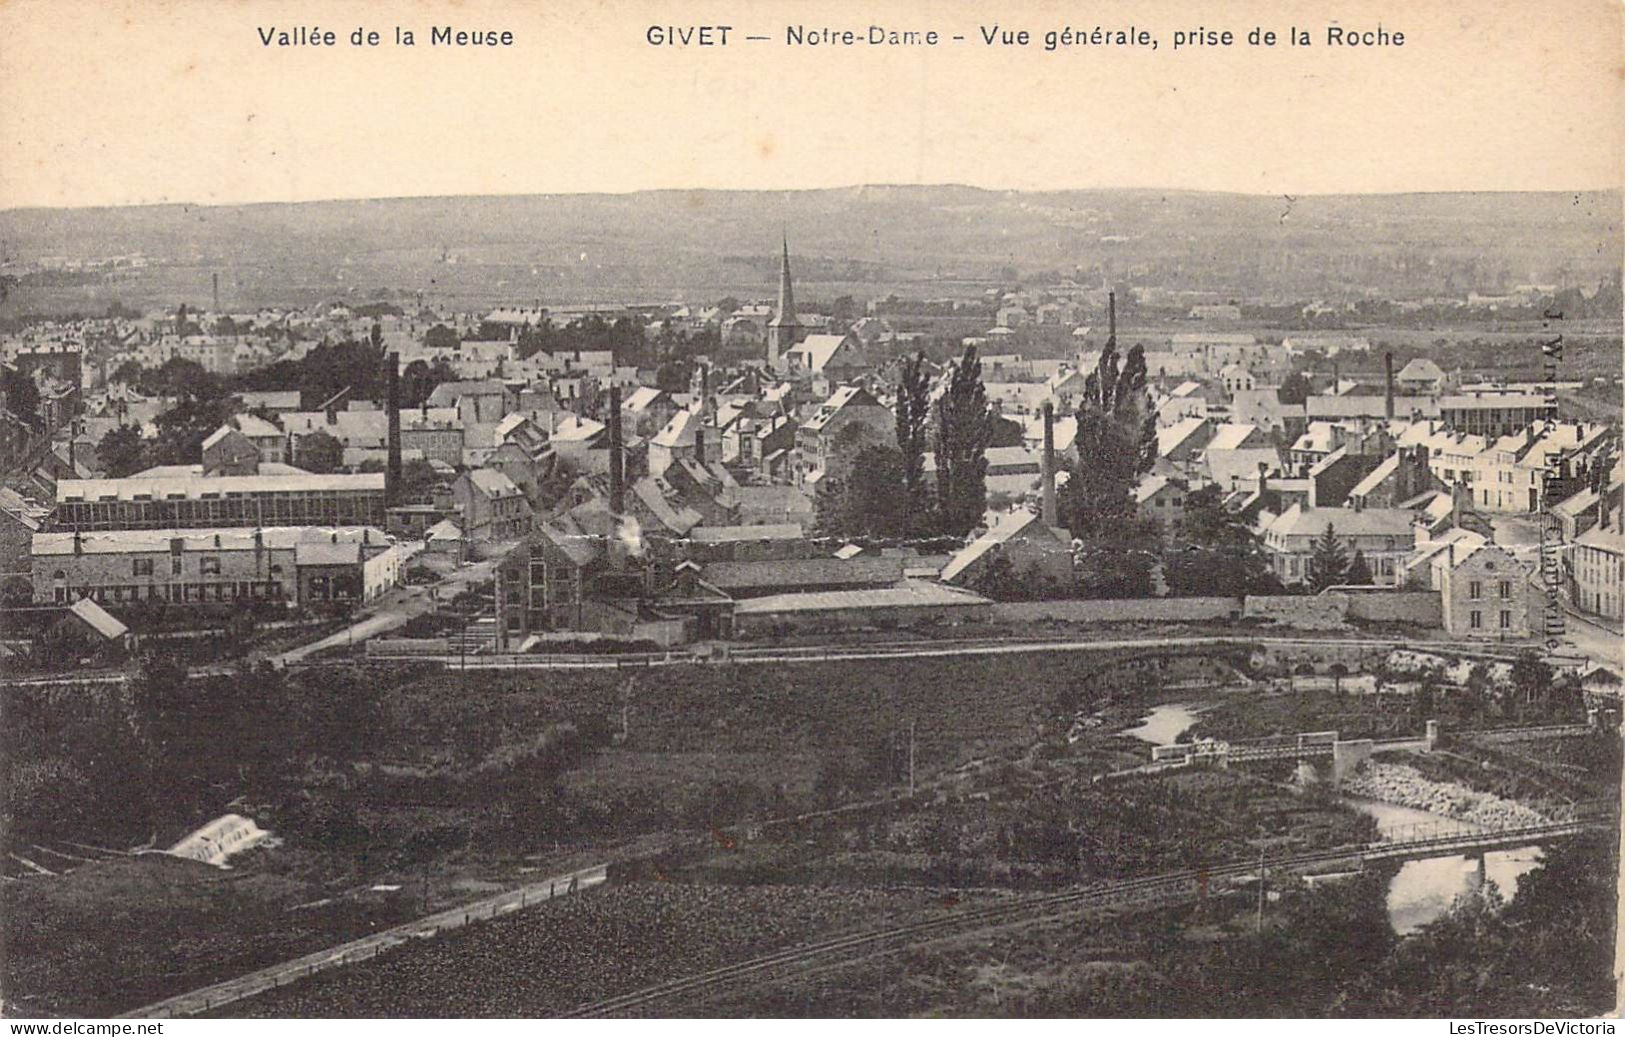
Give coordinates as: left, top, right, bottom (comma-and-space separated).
1041, 401, 1058, 527
1383, 352, 1396, 420
385, 352, 402, 507
607, 384, 624, 516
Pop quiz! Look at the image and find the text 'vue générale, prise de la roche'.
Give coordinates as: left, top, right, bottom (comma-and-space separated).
644, 23, 1406, 50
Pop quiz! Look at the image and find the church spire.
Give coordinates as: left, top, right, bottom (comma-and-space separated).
773, 233, 797, 325
766, 232, 802, 371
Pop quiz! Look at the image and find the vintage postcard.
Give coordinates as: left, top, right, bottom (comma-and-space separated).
0, 0, 1620, 1023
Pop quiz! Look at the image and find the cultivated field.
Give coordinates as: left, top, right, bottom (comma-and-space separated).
222, 881, 978, 1017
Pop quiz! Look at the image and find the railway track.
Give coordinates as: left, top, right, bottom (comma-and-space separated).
565, 819, 1613, 1018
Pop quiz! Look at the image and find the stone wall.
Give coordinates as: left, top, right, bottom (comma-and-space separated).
992, 596, 1241, 625
1242, 593, 1350, 630
1341, 588, 1443, 626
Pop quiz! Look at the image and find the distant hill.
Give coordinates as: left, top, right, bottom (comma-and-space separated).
0, 186, 1618, 311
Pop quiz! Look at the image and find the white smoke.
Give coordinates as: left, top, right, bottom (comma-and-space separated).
615, 513, 644, 559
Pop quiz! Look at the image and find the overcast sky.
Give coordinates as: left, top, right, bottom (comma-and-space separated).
1, 0, 1619, 209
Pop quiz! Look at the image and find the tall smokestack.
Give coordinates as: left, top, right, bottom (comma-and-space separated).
1383, 352, 1396, 420
1107, 291, 1117, 350
1041, 401, 1058, 527
386, 352, 402, 506
212, 272, 220, 312
694, 419, 705, 466
607, 385, 624, 516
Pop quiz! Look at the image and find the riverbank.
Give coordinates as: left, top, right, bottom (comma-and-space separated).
1341, 762, 1547, 829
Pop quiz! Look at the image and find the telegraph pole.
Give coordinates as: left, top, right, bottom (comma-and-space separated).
1256, 847, 1266, 935
907, 720, 917, 797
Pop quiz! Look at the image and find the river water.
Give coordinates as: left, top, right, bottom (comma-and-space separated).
1123, 703, 1205, 746
1124, 704, 1543, 934
1344, 797, 1542, 934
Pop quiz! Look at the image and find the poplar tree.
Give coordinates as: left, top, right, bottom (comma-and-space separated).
935, 346, 994, 538
894, 352, 935, 533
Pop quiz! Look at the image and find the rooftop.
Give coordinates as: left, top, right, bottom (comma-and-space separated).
57, 471, 384, 503
732, 579, 990, 615
702, 556, 904, 592
1266, 504, 1417, 539
34, 525, 388, 556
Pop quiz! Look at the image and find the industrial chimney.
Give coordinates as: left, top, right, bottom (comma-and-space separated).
1107, 291, 1117, 348
1041, 401, 1058, 527
385, 352, 402, 507
607, 385, 625, 516
1383, 352, 1396, 420
212, 272, 220, 312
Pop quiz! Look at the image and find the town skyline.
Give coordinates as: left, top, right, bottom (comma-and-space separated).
6, 181, 1625, 216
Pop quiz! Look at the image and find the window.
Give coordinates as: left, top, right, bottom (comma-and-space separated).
171, 555, 183, 576
1288, 557, 1300, 577
133, 558, 154, 577
200, 556, 221, 575
1469, 581, 1482, 600
1470, 610, 1482, 629
1499, 610, 1511, 629
1499, 580, 1511, 599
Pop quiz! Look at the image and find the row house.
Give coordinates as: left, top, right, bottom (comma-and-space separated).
1262, 503, 1418, 587
32, 525, 394, 607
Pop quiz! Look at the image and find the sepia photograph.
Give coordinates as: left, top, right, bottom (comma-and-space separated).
0, 0, 1620, 1023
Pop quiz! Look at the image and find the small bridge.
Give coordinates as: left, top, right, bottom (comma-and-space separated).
1150, 719, 1600, 770
1361, 818, 1605, 864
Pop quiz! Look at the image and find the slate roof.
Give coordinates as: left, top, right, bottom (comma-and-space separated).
702, 556, 904, 592
731, 579, 990, 615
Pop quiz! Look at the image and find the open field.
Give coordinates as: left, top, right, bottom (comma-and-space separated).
0, 853, 416, 1017
8, 641, 1614, 1018
221, 881, 977, 1017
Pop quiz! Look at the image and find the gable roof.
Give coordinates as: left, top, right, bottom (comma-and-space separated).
702, 556, 904, 592
940, 509, 1070, 584
623, 385, 668, 412
232, 413, 283, 438
1206, 447, 1283, 489
1134, 474, 1171, 504
801, 386, 884, 433
200, 425, 244, 451
731, 579, 990, 615
465, 468, 522, 497
533, 520, 599, 567
651, 408, 699, 449
68, 597, 128, 640
1397, 357, 1446, 382
1349, 453, 1402, 499
427, 379, 509, 407
1265, 503, 1417, 539
787, 333, 861, 372
1157, 416, 1209, 457
1206, 424, 1260, 451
